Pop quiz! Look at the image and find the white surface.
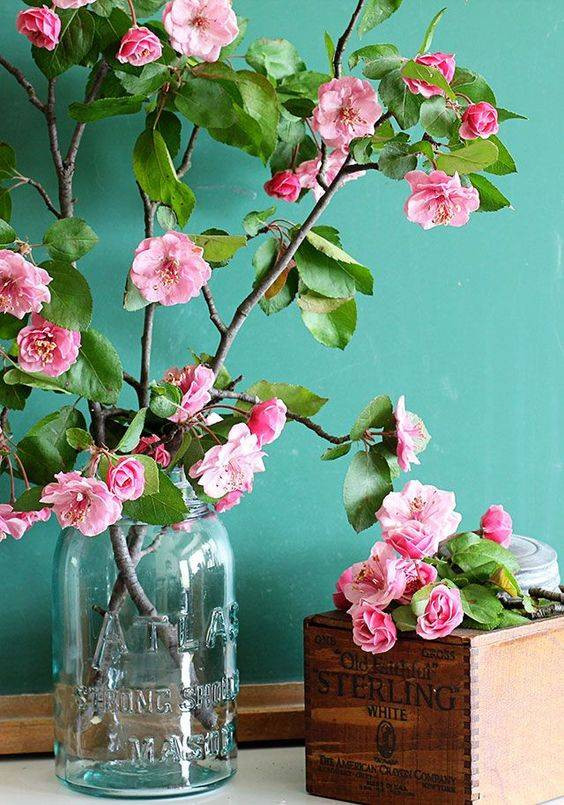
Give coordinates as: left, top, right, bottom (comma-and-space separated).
0, 746, 337, 805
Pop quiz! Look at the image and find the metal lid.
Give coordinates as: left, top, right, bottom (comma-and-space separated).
511, 534, 561, 592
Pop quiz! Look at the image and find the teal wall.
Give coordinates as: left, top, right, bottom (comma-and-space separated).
0, 0, 562, 693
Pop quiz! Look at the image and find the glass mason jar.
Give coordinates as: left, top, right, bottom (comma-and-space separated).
52, 472, 238, 798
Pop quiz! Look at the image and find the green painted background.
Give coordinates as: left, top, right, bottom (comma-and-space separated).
0, 0, 562, 693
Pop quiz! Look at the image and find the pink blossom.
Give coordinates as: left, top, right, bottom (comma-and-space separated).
264, 171, 301, 203
17, 314, 80, 377
130, 231, 211, 307
0, 251, 51, 319
41, 471, 122, 537
480, 504, 512, 548
415, 584, 463, 639
459, 102, 499, 140
350, 602, 397, 654
396, 559, 438, 604
333, 563, 363, 610
117, 26, 163, 67
166, 364, 215, 424
189, 422, 265, 499
12, 507, 51, 532
16, 7, 61, 51
404, 170, 480, 229
0, 504, 29, 542
377, 480, 462, 551
163, 0, 238, 62
248, 398, 287, 446
106, 457, 146, 502
52, 0, 94, 7
133, 435, 171, 468
394, 395, 430, 472
403, 52, 455, 98
343, 543, 407, 608
295, 147, 363, 201
215, 490, 243, 513
312, 77, 382, 148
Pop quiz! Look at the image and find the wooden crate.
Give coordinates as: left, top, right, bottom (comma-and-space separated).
304, 610, 564, 804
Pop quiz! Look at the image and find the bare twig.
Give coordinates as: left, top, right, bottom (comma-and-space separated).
123, 371, 142, 393
202, 284, 226, 334
19, 176, 62, 218
333, 0, 368, 78
65, 61, 109, 171
0, 55, 45, 113
177, 125, 200, 178
46, 79, 64, 177
343, 162, 380, 175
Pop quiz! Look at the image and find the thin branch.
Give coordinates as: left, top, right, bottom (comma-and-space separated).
64, 61, 109, 171
45, 79, 64, 175
123, 371, 142, 393
343, 162, 380, 175
202, 284, 226, 334
0, 55, 45, 113
211, 156, 351, 376
137, 186, 157, 408
333, 0, 368, 78
177, 125, 200, 179
88, 402, 106, 446
19, 176, 62, 218
210, 389, 350, 445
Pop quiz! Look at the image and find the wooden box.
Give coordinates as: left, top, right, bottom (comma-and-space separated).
304, 610, 564, 804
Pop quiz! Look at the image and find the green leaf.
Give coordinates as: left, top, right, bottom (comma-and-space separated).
253, 238, 297, 315
436, 140, 499, 175
39, 261, 93, 331
246, 380, 328, 417
306, 230, 373, 295
190, 233, 246, 264
297, 292, 352, 313
0, 314, 25, 341
156, 205, 177, 231
418, 7, 446, 55
324, 32, 335, 75
246, 38, 305, 81
453, 539, 520, 575
349, 44, 402, 79
378, 137, 417, 180
123, 469, 187, 526
392, 605, 417, 631
496, 108, 527, 123
5, 328, 123, 404
65, 427, 94, 451
497, 610, 530, 628
123, 275, 150, 312
484, 135, 517, 176
468, 174, 511, 212
321, 442, 351, 461
371, 441, 400, 479
133, 129, 195, 227
301, 298, 357, 350
278, 71, 330, 102
295, 240, 356, 299
16, 405, 85, 485
243, 206, 276, 237
33, 9, 95, 79
0, 219, 16, 245
175, 77, 236, 130
379, 69, 423, 130
350, 121, 395, 162
490, 565, 521, 597
446, 532, 481, 554
401, 60, 455, 100
116, 408, 147, 453
359, 0, 404, 35
451, 67, 496, 105
149, 382, 181, 419
0, 368, 31, 411
118, 63, 169, 96
419, 96, 458, 138
69, 95, 145, 122
343, 446, 393, 533
459, 583, 504, 626
0, 143, 16, 181
0, 190, 12, 223
13, 486, 45, 513
409, 139, 435, 161
43, 218, 98, 262
350, 395, 393, 440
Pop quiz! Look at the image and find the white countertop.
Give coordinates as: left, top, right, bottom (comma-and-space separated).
0, 746, 337, 804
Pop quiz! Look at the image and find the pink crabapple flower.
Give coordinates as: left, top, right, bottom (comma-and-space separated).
396, 558, 438, 605
17, 314, 81, 378
133, 435, 171, 468
402, 52, 456, 98
247, 398, 287, 447
52, 0, 94, 7
214, 490, 243, 513
130, 231, 211, 307
377, 480, 462, 549
163, 0, 238, 62
343, 543, 407, 608
295, 147, 363, 201
165, 364, 215, 424
383, 519, 440, 560
394, 395, 430, 473
189, 422, 265, 499
16, 7, 61, 51
349, 602, 397, 655
106, 457, 146, 502
403, 170, 480, 229
0, 504, 29, 542
41, 471, 122, 537
459, 102, 499, 140
0, 251, 51, 319
117, 26, 163, 67
414, 583, 464, 640
312, 76, 382, 149
264, 170, 301, 203
480, 504, 512, 548
333, 562, 364, 610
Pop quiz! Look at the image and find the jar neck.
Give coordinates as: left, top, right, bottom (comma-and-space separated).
170, 467, 210, 518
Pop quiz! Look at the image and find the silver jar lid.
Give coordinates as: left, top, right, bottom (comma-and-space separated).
511, 534, 561, 593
